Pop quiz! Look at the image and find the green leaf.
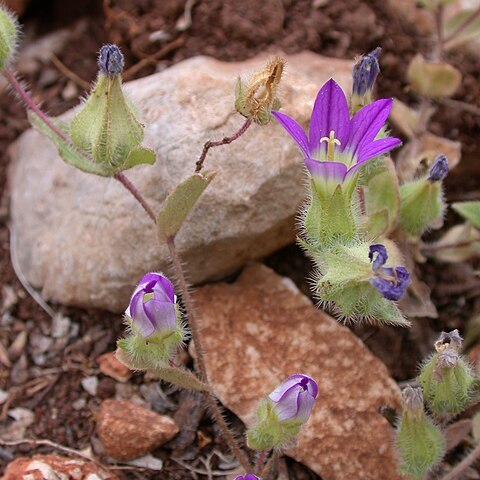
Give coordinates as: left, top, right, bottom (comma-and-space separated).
157, 172, 216, 242
125, 146, 156, 169
28, 111, 110, 176
407, 54, 461, 99
452, 201, 480, 228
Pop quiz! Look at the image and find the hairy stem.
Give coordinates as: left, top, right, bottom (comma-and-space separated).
114, 172, 157, 223
261, 451, 279, 479
255, 449, 268, 476
195, 118, 252, 173
4, 68, 69, 142
166, 236, 252, 471
441, 441, 480, 480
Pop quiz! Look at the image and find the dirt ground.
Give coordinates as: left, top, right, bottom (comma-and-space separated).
0, 0, 479, 478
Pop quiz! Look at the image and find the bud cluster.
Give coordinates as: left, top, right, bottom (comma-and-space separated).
395, 331, 475, 478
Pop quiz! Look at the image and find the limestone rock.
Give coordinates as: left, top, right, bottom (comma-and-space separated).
2, 454, 117, 480
194, 263, 404, 480
96, 399, 179, 460
8, 52, 352, 312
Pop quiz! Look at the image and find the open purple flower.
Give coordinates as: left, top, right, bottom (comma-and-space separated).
125, 272, 177, 338
272, 79, 401, 186
268, 374, 318, 423
368, 245, 410, 301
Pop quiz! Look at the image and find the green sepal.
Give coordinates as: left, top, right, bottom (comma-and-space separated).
396, 409, 445, 480
399, 178, 445, 237
157, 171, 216, 242
359, 209, 389, 241
0, 7, 18, 70
363, 157, 400, 236
452, 201, 480, 228
246, 398, 303, 450
28, 111, 109, 176
418, 353, 475, 416
70, 73, 155, 174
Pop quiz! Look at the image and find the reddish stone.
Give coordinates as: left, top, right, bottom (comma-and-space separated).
194, 263, 404, 480
2, 454, 117, 480
97, 399, 179, 460
97, 351, 132, 383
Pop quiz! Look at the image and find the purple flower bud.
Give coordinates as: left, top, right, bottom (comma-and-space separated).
369, 244, 388, 272
126, 272, 177, 338
370, 266, 411, 301
98, 44, 124, 76
352, 47, 381, 96
428, 155, 448, 182
235, 475, 259, 480
268, 374, 318, 423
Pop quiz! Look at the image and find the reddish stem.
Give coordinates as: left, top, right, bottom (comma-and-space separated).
195, 118, 252, 172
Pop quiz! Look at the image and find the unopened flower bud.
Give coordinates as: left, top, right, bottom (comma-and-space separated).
235, 57, 285, 125
235, 475, 259, 480
98, 44, 124, 76
428, 155, 449, 182
418, 330, 474, 416
350, 47, 381, 114
70, 44, 155, 175
247, 374, 318, 450
0, 6, 19, 70
399, 158, 448, 236
117, 273, 185, 368
396, 386, 445, 480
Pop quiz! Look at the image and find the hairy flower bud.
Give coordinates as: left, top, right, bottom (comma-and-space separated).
396, 386, 445, 480
69, 44, 155, 176
350, 47, 381, 114
0, 6, 19, 70
235, 57, 285, 125
117, 273, 185, 368
399, 156, 448, 237
98, 44, 124, 76
247, 374, 318, 450
418, 330, 474, 417
428, 155, 449, 182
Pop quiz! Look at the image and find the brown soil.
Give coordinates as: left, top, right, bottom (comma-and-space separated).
0, 0, 479, 478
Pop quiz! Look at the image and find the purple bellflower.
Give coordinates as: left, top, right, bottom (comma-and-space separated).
268, 374, 318, 423
235, 475, 259, 480
369, 244, 410, 301
125, 272, 177, 338
272, 79, 401, 187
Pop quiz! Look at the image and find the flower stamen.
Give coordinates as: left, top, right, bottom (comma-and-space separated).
320, 130, 341, 161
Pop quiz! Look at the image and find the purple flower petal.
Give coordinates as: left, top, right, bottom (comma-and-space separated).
144, 300, 177, 332
369, 244, 388, 272
304, 157, 348, 183
272, 111, 310, 156
309, 79, 350, 152
347, 98, 393, 156
356, 136, 402, 164
370, 266, 411, 301
296, 389, 316, 422
132, 296, 156, 337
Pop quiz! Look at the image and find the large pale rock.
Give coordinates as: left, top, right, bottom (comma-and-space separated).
194, 263, 403, 480
8, 53, 352, 312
